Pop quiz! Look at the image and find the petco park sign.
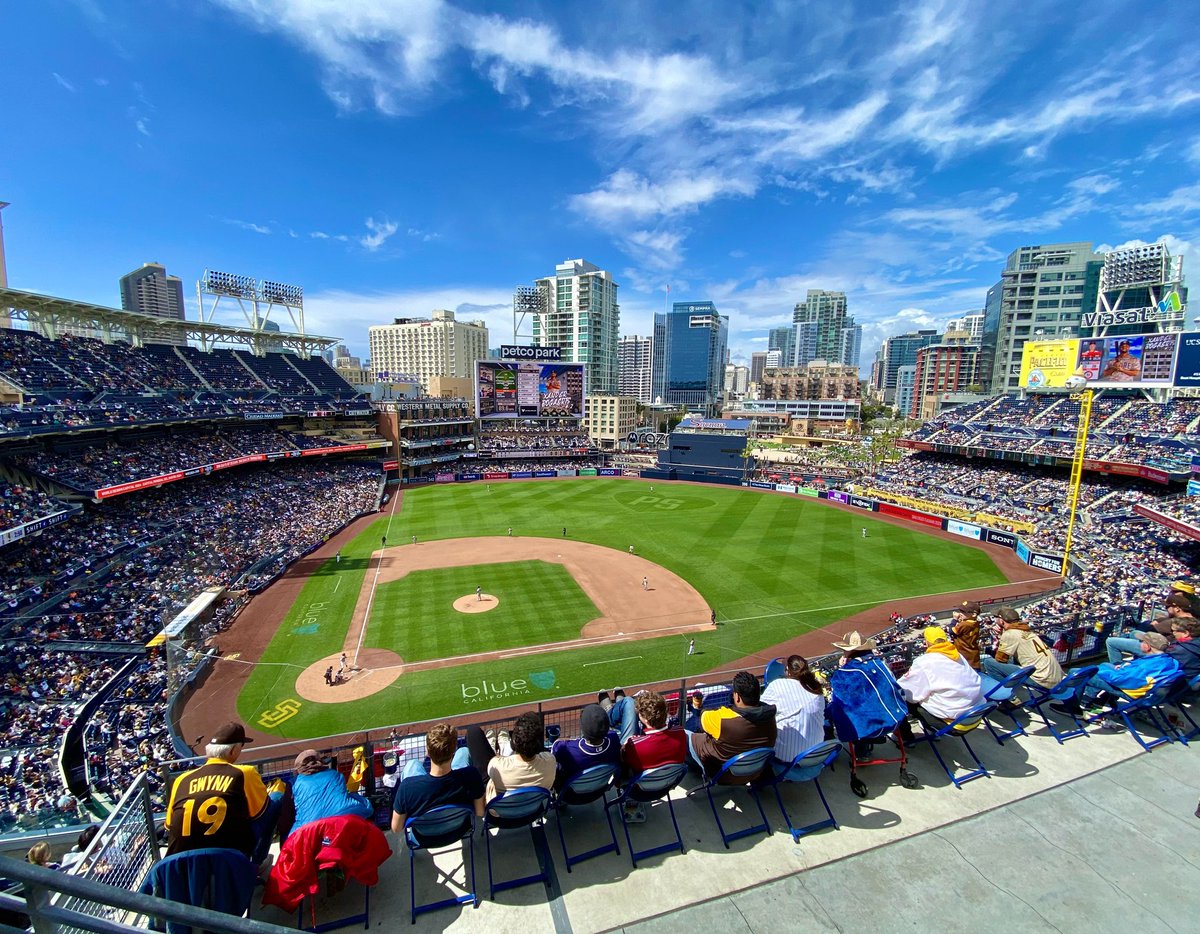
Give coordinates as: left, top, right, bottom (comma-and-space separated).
500, 344, 563, 360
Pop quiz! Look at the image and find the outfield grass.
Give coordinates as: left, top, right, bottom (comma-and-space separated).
236, 480, 1009, 738
365, 561, 599, 661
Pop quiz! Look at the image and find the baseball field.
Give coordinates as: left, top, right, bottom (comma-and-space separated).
210, 478, 1042, 743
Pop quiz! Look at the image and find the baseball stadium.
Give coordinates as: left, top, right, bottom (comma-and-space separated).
0, 284, 1198, 933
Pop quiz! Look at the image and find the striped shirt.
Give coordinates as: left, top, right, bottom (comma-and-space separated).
761, 679, 826, 764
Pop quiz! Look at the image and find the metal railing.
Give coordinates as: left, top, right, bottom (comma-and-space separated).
51, 773, 161, 932
0, 857, 293, 934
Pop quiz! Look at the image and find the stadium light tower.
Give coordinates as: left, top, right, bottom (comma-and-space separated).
196, 270, 305, 354
1060, 374, 1093, 578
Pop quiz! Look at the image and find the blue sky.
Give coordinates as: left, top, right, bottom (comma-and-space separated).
2, 0, 1198, 369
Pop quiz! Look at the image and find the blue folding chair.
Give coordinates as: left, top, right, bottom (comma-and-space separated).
608, 762, 688, 867
1102, 673, 1189, 752
482, 787, 552, 899
1166, 672, 1200, 741
759, 740, 841, 842
552, 763, 620, 871
763, 658, 786, 685
913, 703, 996, 789
1023, 665, 1099, 744
694, 746, 775, 848
979, 665, 1037, 744
404, 806, 477, 924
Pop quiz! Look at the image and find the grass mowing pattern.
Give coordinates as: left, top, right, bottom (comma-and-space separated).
237, 480, 1008, 738
366, 561, 599, 661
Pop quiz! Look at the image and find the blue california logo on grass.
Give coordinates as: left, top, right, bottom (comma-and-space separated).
529, 669, 556, 690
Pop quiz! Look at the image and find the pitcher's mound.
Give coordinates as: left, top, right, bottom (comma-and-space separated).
454, 594, 498, 613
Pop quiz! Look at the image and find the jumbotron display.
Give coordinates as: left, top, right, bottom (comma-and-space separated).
476, 360, 585, 419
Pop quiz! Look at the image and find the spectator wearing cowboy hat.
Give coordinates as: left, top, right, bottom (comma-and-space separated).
897, 627, 983, 722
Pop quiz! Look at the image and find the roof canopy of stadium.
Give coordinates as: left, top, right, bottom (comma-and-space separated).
0, 286, 340, 357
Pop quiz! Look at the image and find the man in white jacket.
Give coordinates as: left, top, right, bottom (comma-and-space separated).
897, 626, 983, 722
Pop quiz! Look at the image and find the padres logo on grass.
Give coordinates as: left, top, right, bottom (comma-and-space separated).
258, 698, 302, 728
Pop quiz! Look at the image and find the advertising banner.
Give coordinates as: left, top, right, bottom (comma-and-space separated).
96, 471, 187, 499
1028, 551, 1062, 574
382, 460, 399, 471
500, 344, 562, 360
533, 470, 556, 478
1016, 540, 1031, 564
459, 473, 482, 481
621, 469, 640, 477
1019, 339, 1080, 390
483, 471, 510, 479
984, 528, 1018, 549
749, 481, 775, 490
213, 454, 267, 471
775, 484, 797, 494
877, 502, 941, 527
849, 495, 875, 510
578, 468, 598, 476
476, 360, 585, 419
798, 487, 820, 497
947, 519, 982, 540
827, 490, 850, 504
598, 468, 621, 476
511, 471, 533, 478
1134, 503, 1200, 539
404, 476, 432, 484
435, 473, 455, 483
301, 444, 369, 457
556, 469, 576, 477
1138, 466, 1170, 484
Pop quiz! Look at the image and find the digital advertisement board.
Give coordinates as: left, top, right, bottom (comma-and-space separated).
1020, 331, 1194, 389
476, 360, 585, 420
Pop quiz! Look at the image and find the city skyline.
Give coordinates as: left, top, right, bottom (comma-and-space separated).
2, 1, 1197, 372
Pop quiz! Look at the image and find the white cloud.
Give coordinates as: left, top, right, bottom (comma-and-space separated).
301, 284, 515, 354
359, 217, 399, 251
570, 169, 755, 225
52, 72, 76, 92
1094, 234, 1193, 258
222, 218, 271, 234
134, 117, 151, 137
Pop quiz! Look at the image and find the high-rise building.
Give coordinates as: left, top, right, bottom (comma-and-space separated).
945, 313, 984, 342
749, 351, 768, 386
531, 258, 620, 393
911, 335, 980, 419
896, 365, 917, 417
765, 349, 783, 369
768, 325, 796, 367
119, 262, 186, 345
618, 335, 653, 403
793, 290, 858, 365
651, 301, 729, 414
794, 321, 819, 368
758, 361, 861, 402
724, 364, 749, 397
876, 329, 940, 402
984, 242, 1101, 393
840, 324, 862, 371
368, 309, 488, 392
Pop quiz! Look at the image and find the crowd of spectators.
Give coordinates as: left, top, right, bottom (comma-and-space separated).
477, 432, 593, 452
0, 482, 67, 532
10, 428, 348, 491
0, 459, 383, 825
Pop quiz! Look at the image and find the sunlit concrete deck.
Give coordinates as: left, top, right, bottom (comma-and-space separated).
251, 718, 1198, 933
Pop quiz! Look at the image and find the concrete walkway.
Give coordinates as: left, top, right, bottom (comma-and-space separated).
250, 714, 1198, 933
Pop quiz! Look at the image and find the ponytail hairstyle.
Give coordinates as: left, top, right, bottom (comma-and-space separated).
786, 655, 823, 696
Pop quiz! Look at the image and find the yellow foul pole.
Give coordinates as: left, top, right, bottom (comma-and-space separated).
1060, 388, 1093, 578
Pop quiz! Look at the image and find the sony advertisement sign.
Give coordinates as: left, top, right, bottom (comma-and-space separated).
500, 345, 563, 360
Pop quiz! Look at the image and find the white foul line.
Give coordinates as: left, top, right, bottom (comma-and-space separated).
353, 486, 402, 665
582, 655, 643, 667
